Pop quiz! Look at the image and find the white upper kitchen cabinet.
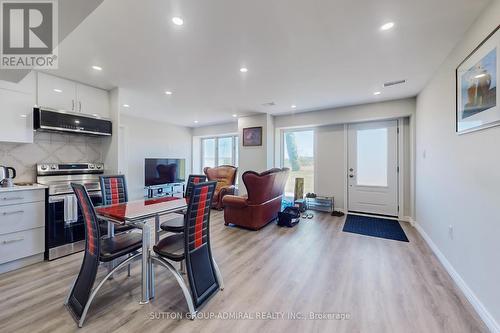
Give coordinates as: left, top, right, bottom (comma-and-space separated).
37, 72, 77, 112
36, 72, 110, 118
0, 72, 36, 143
77, 83, 110, 118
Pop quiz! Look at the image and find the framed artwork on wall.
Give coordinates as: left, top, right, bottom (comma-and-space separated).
242, 127, 262, 146
456, 25, 500, 134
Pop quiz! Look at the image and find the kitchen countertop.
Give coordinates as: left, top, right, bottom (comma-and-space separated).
0, 184, 48, 193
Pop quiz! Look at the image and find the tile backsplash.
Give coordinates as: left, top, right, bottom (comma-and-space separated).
0, 132, 105, 183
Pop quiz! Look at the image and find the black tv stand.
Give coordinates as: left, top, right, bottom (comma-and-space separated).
145, 182, 185, 198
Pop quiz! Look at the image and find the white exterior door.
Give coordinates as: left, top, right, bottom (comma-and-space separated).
347, 120, 398, 216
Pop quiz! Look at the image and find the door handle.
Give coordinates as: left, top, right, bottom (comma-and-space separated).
72, 99, 75, 111
79, 101, 82, 112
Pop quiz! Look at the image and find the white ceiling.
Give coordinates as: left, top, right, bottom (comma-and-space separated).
48, 0, 490, 127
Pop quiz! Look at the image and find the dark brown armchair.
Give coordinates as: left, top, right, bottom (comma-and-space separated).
222, 168, 289, 230
203, 165, 238, 210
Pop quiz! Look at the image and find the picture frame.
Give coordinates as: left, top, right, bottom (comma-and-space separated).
456, 25, 500, 134
242, 126, 263, 146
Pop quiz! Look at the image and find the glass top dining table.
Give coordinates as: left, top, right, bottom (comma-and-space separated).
95, 196, 188, 304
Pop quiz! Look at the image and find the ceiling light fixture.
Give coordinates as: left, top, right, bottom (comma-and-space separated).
374, 91, 381, 95
232, 114, 238, 118
165, 91, 173, 95
291, 105, 297, 109
194, 120, 199, 124
92, 65, 103, 71
53, 88, 62, 93
240, 67, 248, 73
123, 104, 130, 108
20, 114, 28, 118
380, 22, 395, 31
172, 17, 184, 26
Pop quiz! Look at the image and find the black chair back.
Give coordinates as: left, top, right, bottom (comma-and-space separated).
184, 181, 218, 308
100, 175, 128, 205
67, 183, 101, 320
185, 174, 207, 199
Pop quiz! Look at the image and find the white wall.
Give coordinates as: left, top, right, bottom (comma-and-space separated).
103, 87, 120, 174
275, 98, 416, 128
415, 1, 500, 331
315, 124, 346, 208
237, 114, 274, 194
120, 115, 192, 200
192, 122, 238, 137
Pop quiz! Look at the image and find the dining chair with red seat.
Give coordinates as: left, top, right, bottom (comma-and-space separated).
152, 181, 224, 318
65, 183, 142, 328
160, 174, 207, 233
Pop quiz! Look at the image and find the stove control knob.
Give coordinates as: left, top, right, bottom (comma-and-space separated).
89, 164, 95, 169
50, 164, 57, 170
96, 164, 102, 170
40, 164, 48, 171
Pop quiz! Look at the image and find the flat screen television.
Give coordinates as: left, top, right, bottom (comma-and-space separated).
145, 158, 186, 186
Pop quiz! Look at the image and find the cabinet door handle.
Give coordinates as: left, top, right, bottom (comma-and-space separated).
79, 101, 82, 112
2, 237, 24, 245
2, 210, 24, 216
72, 99, 75, 111
1, 197, 24, 201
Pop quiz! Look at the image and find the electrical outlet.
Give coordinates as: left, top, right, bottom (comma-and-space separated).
448, 225, 454, 240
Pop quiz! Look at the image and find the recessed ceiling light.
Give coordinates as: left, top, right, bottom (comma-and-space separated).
291, 105, 297, 109
172, 17, 184, 26
232, 114, 238, 118
165, 91, 173, 95
240, 67, 248, 73
374, 91, 381, 95
380, 22, 395, 31
20, 114, 28, 118
53, 88, 62, 93
123, 104, 130, 108
92, 65, 103, 71
194, 120, 199, 124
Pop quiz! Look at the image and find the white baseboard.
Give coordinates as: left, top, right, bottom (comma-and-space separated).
414, 221, 500, 333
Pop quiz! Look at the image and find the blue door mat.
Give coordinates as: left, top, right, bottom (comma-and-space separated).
342, 214, 409, 242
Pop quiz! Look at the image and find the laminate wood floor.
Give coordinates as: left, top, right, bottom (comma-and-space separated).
0, 211, 488, 333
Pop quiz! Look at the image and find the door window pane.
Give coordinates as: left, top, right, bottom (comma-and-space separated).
356, 128, 388, 186
283, 130, 314, 197
217, 137, 233, 166
202, 138, 216, 169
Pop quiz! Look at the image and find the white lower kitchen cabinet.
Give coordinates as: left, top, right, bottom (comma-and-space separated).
0, 186, 47, 274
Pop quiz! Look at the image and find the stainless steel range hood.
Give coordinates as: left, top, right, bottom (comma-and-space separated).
33, 108, 112, 136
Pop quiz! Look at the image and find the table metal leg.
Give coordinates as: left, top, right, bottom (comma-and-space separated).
139, 220, 151, 304
106, 221, 116, 278
149, 215, 160, 299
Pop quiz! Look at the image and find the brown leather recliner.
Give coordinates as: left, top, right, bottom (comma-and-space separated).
203, 165, 238, 210
222, 168, 290, 230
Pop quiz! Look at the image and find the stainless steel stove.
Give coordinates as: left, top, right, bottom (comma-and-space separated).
37, 163, 104, 260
